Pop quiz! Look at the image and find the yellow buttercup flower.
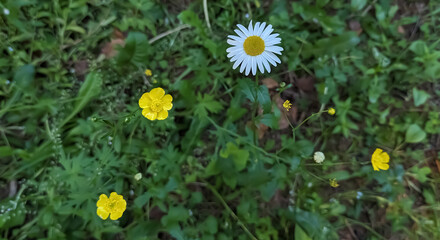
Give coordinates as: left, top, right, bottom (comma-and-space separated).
283, 100, 292, 111
371, 148, 390, 171
96, 192, 127, 220
328, 108, 335, 115
144, 69, 152, 76
139, 87, 173, 120
329, 178, 339, 188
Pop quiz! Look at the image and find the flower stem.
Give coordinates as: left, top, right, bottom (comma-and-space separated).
203, 181, 258, 240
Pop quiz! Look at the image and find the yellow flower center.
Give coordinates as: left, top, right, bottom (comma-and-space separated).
243, 36, 265, 56
150, 100, 163, 112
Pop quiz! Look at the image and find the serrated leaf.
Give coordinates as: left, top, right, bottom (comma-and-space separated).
194, 94, 223, 117
405, 124, 426, 143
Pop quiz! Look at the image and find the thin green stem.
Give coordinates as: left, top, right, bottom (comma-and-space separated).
344, 217, 387, 240
207, 116, 281, 163
203, 181, 258, 240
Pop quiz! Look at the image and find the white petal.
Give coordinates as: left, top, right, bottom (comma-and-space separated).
233, 53, 246, 69
262, 51, 277, 66
261, 57, 271, 73
237, 24, 250, 37
267, 52, 281, 64
226, 46, 242, 53
248, 20, 253, 35
240, 55, 249, 73
234, 29, 246, 39
256, 55, 264, 74
227, 39, 242, 46
254, 22, 260, 36
264, 33, 280, 41
265, 38, 281, 46
260, 25, 273, 39
245, 57, 252, 76
251, 57, 257, 75
266, 46, 283, 55
256, 22, 266, 36
228, 35, 243, 41
230, 50, 243, 62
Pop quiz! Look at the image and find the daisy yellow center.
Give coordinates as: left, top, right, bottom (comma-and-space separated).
243, 36, 265, 56
150, 100, 163, 112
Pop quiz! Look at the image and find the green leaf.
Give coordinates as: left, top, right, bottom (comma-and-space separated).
194, 94, 223, 117
295, 225, 312, 240
202, 216, 218, 234
0, 146, 13, 157
239, 78, 257, 102
61, 72, 102, 126
220, 142, 249, 171
116, 32, 150, 66
410, 167, 431, 183
178, 10, 205, 36
161, 206, 189, 226
405, 124, 427, 143
238, 78, 271, 113
257, 85, 271, 113
409, 41, 428, 56
303, 32, 360, 58
413, 88, 430, 107
259, 180, 277, 201
13, 64, 35, 91
351, 0, 367, 11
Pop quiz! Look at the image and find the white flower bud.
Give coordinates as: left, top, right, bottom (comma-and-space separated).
313, 151, 325, 163
134, 173, 142, 181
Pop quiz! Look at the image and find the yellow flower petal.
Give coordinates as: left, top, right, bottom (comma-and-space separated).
116, 199, 127, 212
110, 210, 124, 220
97, 207, 110, 220
149, 88, 165, 99
157, 110, 168, 120
139, 93, 152, 108
372, 162, 379, 171
97, 194, 109, 208
162, 94, 173, 110
377, 162, 389, 170
142, 108, 157, 120
371, 148, 390, 171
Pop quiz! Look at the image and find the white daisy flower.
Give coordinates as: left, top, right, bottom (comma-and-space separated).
226, 21, 283, 76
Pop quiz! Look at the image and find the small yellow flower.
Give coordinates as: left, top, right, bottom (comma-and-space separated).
96, 192, 127, 220
144, 69, 152, 76
371, 148, 390, 171
283, 100, 292, 111
328, 108, 335, 115
139, 87, 173, 121
329, 178, 339, 188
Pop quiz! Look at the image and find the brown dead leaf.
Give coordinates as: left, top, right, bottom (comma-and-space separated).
74, 60, 88, 77
101, 28, 125, 59
101, 38, 125, 59
348, 20, 363, 35
262, 78, 279, 89
398, 26, 405, 34
258, 124, 269, 139
296, 76, 315, 92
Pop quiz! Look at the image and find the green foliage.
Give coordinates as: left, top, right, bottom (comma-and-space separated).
1, 0, 440, 239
